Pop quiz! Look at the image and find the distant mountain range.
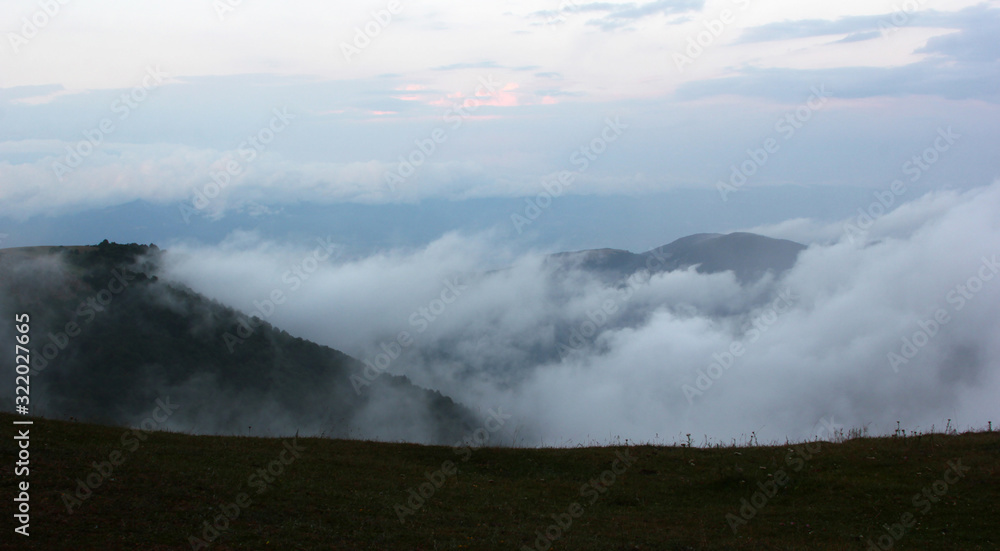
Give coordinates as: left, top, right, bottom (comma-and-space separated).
548, 232, 806, 282
0, 233, 805, 442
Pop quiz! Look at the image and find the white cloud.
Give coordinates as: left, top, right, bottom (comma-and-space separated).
0, 141, 497, 218
160, 181, 1000, 445
1, 0, 990, 100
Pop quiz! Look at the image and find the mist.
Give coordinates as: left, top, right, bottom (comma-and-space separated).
159, 182, 1000, 446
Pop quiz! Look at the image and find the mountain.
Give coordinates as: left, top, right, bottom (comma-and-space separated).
0, 242, 479, 444
549, 232, 807, 282
0, 233, 806, 443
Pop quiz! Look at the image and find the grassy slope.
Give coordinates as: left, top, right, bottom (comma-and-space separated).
1, 413, 998, 551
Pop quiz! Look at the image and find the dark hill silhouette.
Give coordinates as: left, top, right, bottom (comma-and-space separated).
0, 241, 478, 444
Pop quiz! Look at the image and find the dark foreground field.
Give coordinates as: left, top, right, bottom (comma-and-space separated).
1, 413, 998, 550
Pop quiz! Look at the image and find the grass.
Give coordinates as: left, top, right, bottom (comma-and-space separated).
1, 412, 998, 550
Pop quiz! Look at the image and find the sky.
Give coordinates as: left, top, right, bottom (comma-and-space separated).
1, 1, 999, 444
1, 0, 998, 252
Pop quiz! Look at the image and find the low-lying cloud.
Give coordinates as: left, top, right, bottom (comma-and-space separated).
162, 182, 1000, 446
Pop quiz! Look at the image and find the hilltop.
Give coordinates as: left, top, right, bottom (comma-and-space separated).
0, 241, 479, 444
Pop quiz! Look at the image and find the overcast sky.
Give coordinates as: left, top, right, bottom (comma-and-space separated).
1, 0, 999, 249
2, 1, 999, 444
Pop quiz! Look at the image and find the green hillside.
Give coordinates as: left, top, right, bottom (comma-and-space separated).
0, 242, 479, 443
2, 413, 997, 550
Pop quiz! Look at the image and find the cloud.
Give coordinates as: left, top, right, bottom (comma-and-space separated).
432, 61, 504, 71
916, 5, 1000, 62
159, 181, 1000, 446
0, 141, 500, 219
2, 1, 998, 221
834, 31, 881, 44
673, 61, 1000, 103
737, 14, 896, 44
677, 6, 1000, 103
532, 0, 704, 30
743, 187, 971, 245
0, 84, 70, 105
587, 0, 705, 30
734, 7, 988, 45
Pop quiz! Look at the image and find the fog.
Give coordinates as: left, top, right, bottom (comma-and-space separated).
161, 182, 1000, 446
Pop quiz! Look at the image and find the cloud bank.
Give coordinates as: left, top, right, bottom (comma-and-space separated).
158, 181, 1000, 446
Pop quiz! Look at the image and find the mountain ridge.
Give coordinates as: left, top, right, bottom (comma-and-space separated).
548, 231, 806, 282
0, 232, 807, 443
0, 241, 479, 444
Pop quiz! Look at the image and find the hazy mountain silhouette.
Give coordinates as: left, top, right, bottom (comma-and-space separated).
0, 242, 479, 444
0, 233, 806, 443
549, 232, 806, 282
